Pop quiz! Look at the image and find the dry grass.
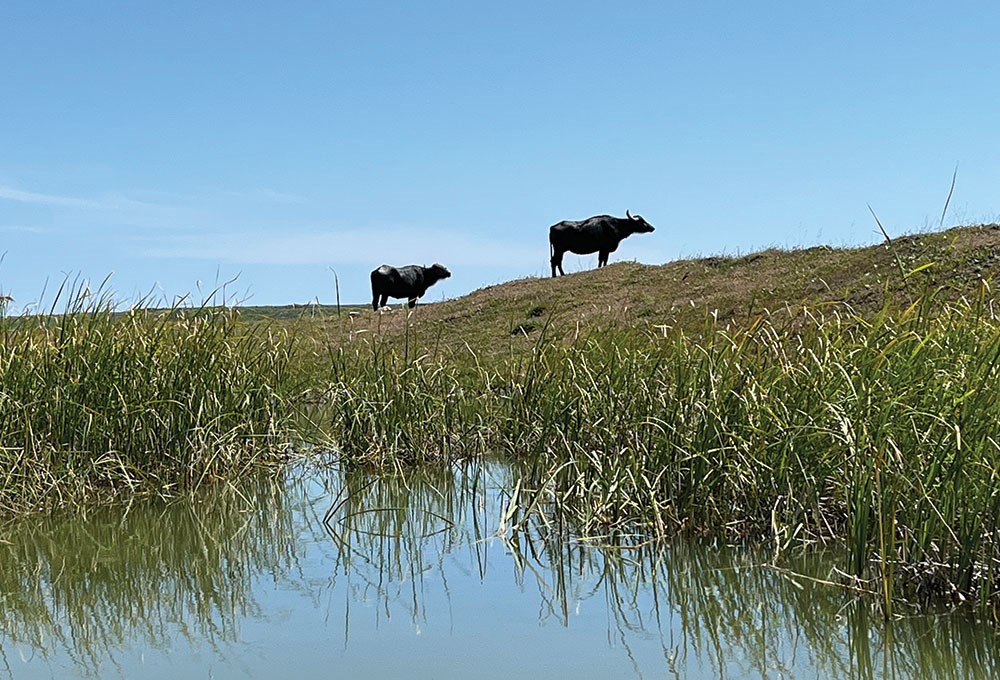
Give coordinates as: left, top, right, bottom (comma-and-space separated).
292, 224, 1000, 361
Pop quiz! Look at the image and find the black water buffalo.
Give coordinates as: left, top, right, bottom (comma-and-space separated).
549, 210, 655, 277
370, 263, 451, 311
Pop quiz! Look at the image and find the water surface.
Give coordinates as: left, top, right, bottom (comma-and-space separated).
0, 461, 996, 679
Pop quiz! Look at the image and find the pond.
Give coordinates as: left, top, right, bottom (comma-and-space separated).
0, 460, 996, 679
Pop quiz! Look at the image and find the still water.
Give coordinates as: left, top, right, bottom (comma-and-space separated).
0, 460, 996, 679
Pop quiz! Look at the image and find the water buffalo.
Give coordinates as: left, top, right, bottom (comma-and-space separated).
549, 210, 655, 277
370, 263, 451, 311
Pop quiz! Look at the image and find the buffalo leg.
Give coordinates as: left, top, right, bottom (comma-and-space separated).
408, 298, 417, 308
598, 251, 609, 267
551, 250, 565, 277
379, 294, 388, 309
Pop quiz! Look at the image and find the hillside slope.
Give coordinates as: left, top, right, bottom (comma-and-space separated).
303, 224, 1000, 356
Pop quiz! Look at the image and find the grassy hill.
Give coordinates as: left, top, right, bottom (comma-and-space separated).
278, 223, 1000, 357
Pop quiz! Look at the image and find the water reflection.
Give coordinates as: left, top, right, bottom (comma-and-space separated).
322, 461, 1000, 680
0, 478, 297, 677
0, 461, 996, 679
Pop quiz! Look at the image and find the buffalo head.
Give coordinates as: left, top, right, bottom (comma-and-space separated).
626, 209, 655, 233
429, 263, 452, 279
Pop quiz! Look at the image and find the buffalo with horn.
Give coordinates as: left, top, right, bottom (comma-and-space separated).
549, 210, 655, 277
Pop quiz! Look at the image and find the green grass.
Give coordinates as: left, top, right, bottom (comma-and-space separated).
0, 280, 298, 514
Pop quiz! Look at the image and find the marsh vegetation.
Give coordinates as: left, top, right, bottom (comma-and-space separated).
2, 225, 1000, 624
0, 280, 297, 514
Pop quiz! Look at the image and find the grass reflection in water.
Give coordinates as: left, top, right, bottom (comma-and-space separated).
323, 460, 1000, 680
0, 476, 296, 675
0, 462, 995, 679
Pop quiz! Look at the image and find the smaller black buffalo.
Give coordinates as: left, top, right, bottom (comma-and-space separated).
370, 263, 451, 311
549, 210, 655, 277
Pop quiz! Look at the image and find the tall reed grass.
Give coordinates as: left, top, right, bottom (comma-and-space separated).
0, 281, 297, 513
323, 285, 1000, 613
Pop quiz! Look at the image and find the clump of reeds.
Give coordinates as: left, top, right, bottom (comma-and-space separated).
322, 283, 1000, 614
0, 280, 297, 514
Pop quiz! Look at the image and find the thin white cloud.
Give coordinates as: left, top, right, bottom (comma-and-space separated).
0, 185, 171, 213
0, 183, 320, 249
0, 224, 50, 234
0, 183, 304, 217
209, 187, 309, 204
143, 227, 541, 268
0, 185, 104, 209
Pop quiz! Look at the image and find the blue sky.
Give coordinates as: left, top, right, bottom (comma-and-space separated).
2, 2, 998, 311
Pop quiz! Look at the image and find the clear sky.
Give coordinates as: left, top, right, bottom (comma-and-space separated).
2, 2, 998, 311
